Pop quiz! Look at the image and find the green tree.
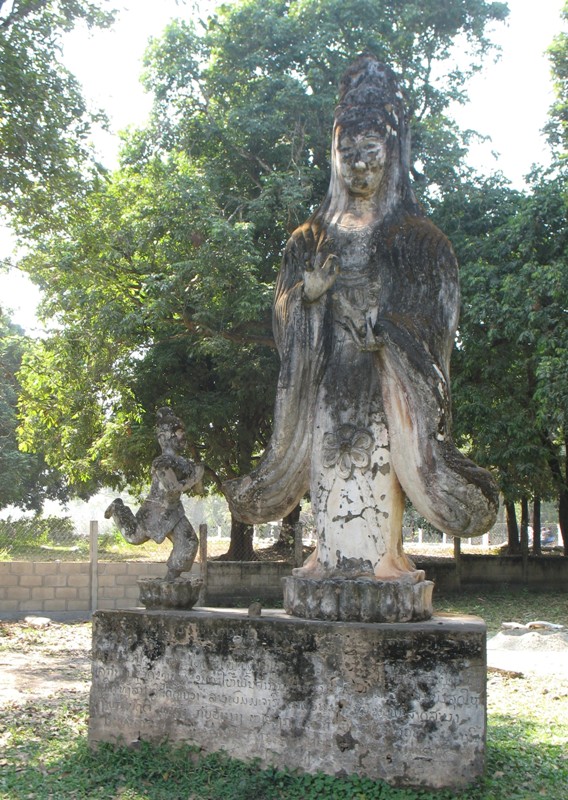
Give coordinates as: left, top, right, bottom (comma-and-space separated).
16, 155, 278, 556
546, 0, 568, 153
0, 306, 67, 510
0, 0, 114, 228
431, 170, 568, 555
17, 0, 509, 557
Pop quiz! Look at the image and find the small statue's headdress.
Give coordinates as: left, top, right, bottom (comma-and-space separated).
156, 407, 184, 431
334, 56, 407, 140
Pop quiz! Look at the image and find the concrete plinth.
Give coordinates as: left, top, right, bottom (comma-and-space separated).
283, 576, 434, 622
137, 577, 202, 609
89, 609, 486, 790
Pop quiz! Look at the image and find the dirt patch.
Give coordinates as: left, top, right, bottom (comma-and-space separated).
0, 619, 91, 706
487, 628, 568, 676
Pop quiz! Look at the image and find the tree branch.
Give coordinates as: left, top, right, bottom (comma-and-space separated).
0, 0, 46, 31
181, 310, 276, 349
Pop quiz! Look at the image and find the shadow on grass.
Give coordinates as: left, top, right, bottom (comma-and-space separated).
1, 696, 566, 800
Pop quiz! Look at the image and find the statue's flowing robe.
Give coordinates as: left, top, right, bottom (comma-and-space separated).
224, 208, 498, 539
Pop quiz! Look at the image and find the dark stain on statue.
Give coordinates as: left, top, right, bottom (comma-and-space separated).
142, 632, 166, 665
336, 730, 358, 752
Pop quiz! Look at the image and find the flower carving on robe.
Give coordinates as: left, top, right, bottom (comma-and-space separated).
322, 425, 374, 479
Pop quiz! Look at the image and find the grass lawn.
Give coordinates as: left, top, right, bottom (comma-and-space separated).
0, 589, 567, 800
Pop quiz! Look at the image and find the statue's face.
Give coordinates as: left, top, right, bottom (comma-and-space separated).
157, 424, 186, 453
336, 129, 387, 197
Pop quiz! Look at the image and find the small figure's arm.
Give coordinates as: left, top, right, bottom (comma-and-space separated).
152, 458, 205, 494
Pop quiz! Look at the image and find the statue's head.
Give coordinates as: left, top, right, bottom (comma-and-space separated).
335, 57, 406, 139
156, 407, 186, 453
321, 55, 416, 221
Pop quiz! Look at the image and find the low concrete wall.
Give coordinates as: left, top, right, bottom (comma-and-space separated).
205, 561, 293, 605
417, 555, 568, 593
205, 558, 568, 601
0, 561, 91, 614
0, 560, 170, 615
1, 555, 565, 615
0, 560, 291, 615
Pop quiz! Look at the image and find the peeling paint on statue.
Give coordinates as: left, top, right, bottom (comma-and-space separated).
105, 408, 204, 582
223, 57, 498, 618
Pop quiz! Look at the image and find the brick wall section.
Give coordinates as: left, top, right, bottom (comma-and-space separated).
0, 561, 171, 614
0, 561, 91, 614
96, 561, 168, 610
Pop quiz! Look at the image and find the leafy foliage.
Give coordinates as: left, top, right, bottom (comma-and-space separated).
0, 307, 67, 510
16, 154, 279, 494
0, 0, 115, 228
546, 0, 568, 153
431, 167, 568, 550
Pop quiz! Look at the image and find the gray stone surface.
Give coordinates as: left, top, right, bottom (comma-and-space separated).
89, 608, 486, 790
138, 577, 202, 609
283, 575, 433, 622
105, 408, 204, 581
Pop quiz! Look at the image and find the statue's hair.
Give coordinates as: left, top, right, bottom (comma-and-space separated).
335, 56, 406, 138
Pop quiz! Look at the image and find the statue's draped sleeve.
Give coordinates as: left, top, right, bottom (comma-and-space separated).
376, 215, 499, 537
223, 225, 327, 524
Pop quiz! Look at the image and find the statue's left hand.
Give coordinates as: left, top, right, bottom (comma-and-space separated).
303, 253, 340, 302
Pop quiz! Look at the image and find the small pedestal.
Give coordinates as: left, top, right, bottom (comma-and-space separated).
283, 576, 433, 622
137, 577, 202, 609
89, 608, 486, 790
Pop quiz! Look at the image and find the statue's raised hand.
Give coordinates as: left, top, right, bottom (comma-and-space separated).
303, 253, 339, 302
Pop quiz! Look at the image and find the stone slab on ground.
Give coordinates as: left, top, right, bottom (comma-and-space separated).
89, 608, 486, 790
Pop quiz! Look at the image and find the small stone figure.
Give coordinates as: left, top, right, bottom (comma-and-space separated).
105, 408, 204, 581
248, 600, 263, 617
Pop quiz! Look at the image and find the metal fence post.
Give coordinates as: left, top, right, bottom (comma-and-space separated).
90, 520, 99, 614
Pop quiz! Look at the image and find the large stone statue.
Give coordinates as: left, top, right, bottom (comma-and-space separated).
105, 408, 204, 582
224, 57, 498, 619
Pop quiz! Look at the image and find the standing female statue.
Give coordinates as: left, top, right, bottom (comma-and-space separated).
224, 57, 497, 594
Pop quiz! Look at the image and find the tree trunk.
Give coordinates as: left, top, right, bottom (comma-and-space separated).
277, 503, 301, 548
542, 437, 568, 556
453, 536, 461, 591
532, 497, 542, 556
217, 516, 258, 561
505, 500, 520, 554
520, 496, 530, 558
560, 436, 568, 556
558, 487, 568, 556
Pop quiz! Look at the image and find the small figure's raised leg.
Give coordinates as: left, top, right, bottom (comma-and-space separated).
165, 517, 199, 581
104, 498, 150, 545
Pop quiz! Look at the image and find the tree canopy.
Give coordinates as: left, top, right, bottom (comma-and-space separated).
0, 0, 114, 228
546, 0, 568, 154
0, 307, 67, 510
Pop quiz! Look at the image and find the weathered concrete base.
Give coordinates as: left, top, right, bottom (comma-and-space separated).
137, 577, 202, 609
89, 609, 486, 790
283, 576, 434, 622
